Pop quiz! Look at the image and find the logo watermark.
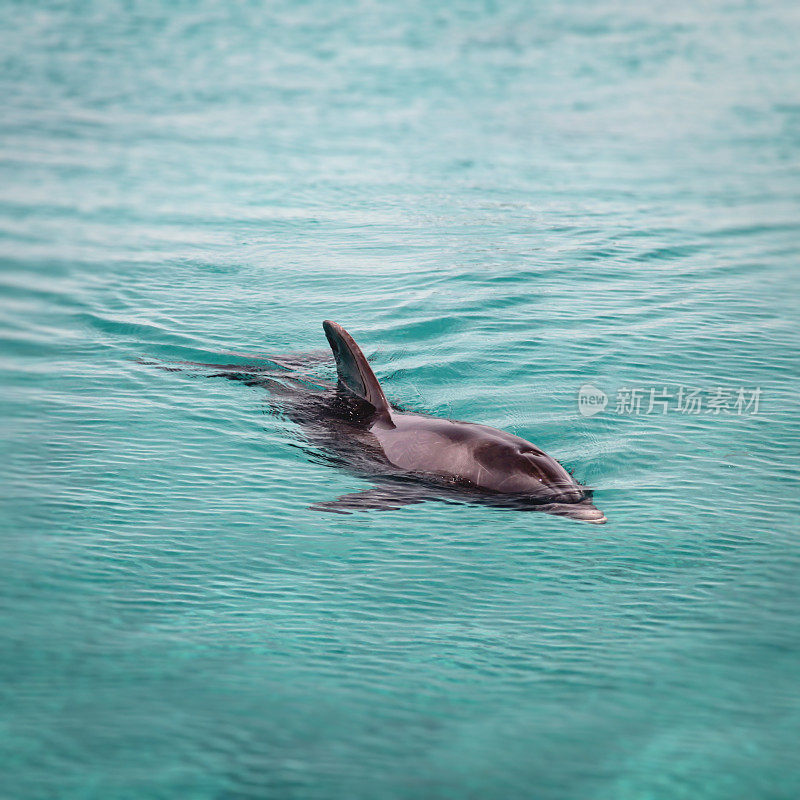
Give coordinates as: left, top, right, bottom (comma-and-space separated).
577, 384, 609, 417
577, 385, 762, 416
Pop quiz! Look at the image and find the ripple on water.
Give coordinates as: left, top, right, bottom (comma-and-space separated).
2, 0, 800, 798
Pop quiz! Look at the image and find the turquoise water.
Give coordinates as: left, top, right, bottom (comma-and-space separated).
2, 1, 800, 797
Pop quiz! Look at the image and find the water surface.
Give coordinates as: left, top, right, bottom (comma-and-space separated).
2, 1, 799, 798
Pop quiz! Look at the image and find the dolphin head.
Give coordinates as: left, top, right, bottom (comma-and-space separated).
518, 450, 586, 503
472, 440, 585, 504
472, 443, 606, 522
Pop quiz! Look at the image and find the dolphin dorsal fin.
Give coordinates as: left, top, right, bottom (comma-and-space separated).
323, 320, 390, 415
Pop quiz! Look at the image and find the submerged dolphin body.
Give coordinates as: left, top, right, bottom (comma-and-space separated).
165, 321, 605, 524
314, 321, 606, 524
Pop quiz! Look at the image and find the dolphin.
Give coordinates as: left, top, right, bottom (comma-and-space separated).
159, 321, 605, 524
313, 321, 606, 523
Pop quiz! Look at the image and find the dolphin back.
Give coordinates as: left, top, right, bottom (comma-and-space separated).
323, 321, 390, 414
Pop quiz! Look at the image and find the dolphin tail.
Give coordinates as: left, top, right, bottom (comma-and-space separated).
322, 321, 391, 414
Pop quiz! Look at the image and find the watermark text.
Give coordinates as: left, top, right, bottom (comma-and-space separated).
577, 384, 761, 417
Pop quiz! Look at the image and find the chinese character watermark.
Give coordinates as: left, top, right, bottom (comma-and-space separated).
577, 385, 761, 417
